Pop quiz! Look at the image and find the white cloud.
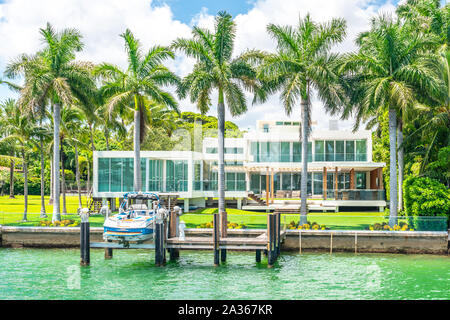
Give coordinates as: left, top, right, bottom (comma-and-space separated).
0, 0, 398, 131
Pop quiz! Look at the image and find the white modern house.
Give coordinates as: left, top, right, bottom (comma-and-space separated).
93, 119, 386, 212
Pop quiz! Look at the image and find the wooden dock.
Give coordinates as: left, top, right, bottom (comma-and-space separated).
83, 204, 286, 268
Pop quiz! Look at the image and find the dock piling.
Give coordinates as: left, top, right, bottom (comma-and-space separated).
267, 213, 275, 268
213, 213, 220, 266
80, 210, 90, 266
255, 249, 261, 263
104, 240, 113, 260
155, 210, 165, 266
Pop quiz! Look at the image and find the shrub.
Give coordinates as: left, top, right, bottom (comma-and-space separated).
404, 176, 450, 230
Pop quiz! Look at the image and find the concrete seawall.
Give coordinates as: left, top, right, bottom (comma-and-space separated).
0, 225, 448, 254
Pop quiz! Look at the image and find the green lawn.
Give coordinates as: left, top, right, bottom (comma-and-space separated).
0, 195, 389, 230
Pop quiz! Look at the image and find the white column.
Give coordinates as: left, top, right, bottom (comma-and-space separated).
184, 198, 190, 213
237, 198, 242, 210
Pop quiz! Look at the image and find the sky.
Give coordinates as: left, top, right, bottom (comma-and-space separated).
0, 0, 419, 132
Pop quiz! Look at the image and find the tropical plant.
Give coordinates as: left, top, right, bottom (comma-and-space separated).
172, 11, 264, 234
95, 29, 179, 192
5, 23, 95, 221
249, 14, 347, 223
0, 99, 42, 220
340, 14, 443, 225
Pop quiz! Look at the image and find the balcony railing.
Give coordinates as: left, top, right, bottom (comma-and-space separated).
194, 180, 246, 192
326, 189, 386, 201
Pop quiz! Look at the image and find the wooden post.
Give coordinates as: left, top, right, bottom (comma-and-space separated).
330, 233, 333, 255
323, 167, 327, 200
255, 250, 261, 263
155, 211, 165, 266
213, 213, 220, 266
266, 167, 269, 206
378, 167, 383, 189
271, 168, 274, 204
267, 214, 275, 268
350, 168, 355, 189
104, 240, 113, 260
275, 212, 281, 256
169, 206, 180, 261
80, 211, 90, 266
334, 167, 338, 199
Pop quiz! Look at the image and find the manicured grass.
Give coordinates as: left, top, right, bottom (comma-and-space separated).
182, 208, 387, 230
0, 195, 88, 215
0, 196, 388, 230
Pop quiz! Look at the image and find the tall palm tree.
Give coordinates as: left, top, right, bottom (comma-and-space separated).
5, 23, 95, 221
249, 14, 346, 223
95, 29, 179, 192
340, 14, 442, 224
0, 99, 40, 221
172, 11, 265, 235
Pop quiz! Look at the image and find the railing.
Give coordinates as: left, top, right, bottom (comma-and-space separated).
326, 189, 386, 201
179, 212, 448, 232
251, 153, 368, 162
194, 180, 246, 192
314, 153, 367, 162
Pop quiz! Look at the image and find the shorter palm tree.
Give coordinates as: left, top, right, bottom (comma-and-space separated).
95, 29, 179, 192
0, 99, 40, 220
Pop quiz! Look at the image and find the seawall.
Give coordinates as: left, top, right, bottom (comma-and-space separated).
0, 225, 448, 254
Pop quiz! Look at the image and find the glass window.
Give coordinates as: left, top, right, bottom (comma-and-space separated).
356, 172, 366, 189
315, 141, 325, 161
327, 173, 335, 191
206, 147, 217, 154
338, 173, 350, 190
226, 172, 235, 191
110, 158, 122, 192
148, 159, 163, 191
250, 174, 260, 193
193, 160, 202, 191
140, 159, 146, 191
335, 141, 345, 161
325, 141, 335, 161
260, 142, 270, 162
345, 141, 355, 161
250, 142, 259, 162
270, 142, 280, 162
122, 158, 134, 192
98, 158, 110, 192
236, 172, 246, 191
313, 173, 323, 195
281, 142, 290, 162
166, 160, 188, 192
263, 124, 269, 132
356, 140, 367, 161
276, 121, 283, 125
292, 173, 301, 191
293, 142, 301, 162
282, 173, 292, 190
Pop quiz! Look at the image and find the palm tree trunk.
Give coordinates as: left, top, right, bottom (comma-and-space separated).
9, 158, 14, 199
217, 89, 227, 237
61, 138, 67, 215
133, 107, 141, 191
87, 122, 95, 195
52, 103, 61, 222
49, 153, 53, 205
388, 108, 398, 226
22, 151, 28, 222
299, 99, 309, 224
105, 127, 110, 151
75, 143, 82, 210
39, 136, 47, 218
397, 121, 404, 212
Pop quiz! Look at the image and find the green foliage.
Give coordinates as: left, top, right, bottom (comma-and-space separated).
404, 176, 450, 218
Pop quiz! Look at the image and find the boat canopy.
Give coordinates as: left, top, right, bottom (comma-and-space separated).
123, 192, 160, 201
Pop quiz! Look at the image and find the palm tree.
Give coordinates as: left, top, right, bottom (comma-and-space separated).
172, 11, 265, 235
0, 99, 40, 221
95, 29, 179, 192
5, 23, 95, 221
340, 14, 442, 224
250, 14, 346, 223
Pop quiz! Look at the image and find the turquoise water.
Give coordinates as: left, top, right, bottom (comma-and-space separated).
0, 248, 448, 300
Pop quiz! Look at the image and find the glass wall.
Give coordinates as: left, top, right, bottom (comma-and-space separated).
148, 159, 163, 191
315, 139, 367, 162
251, 141, 312, 162
97, 157, 146, 193
356, 140, 367, 161
166, 160, 188, 192
356, 172, 366, 189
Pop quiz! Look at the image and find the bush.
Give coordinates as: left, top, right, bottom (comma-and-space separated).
404, 176, 450, 230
